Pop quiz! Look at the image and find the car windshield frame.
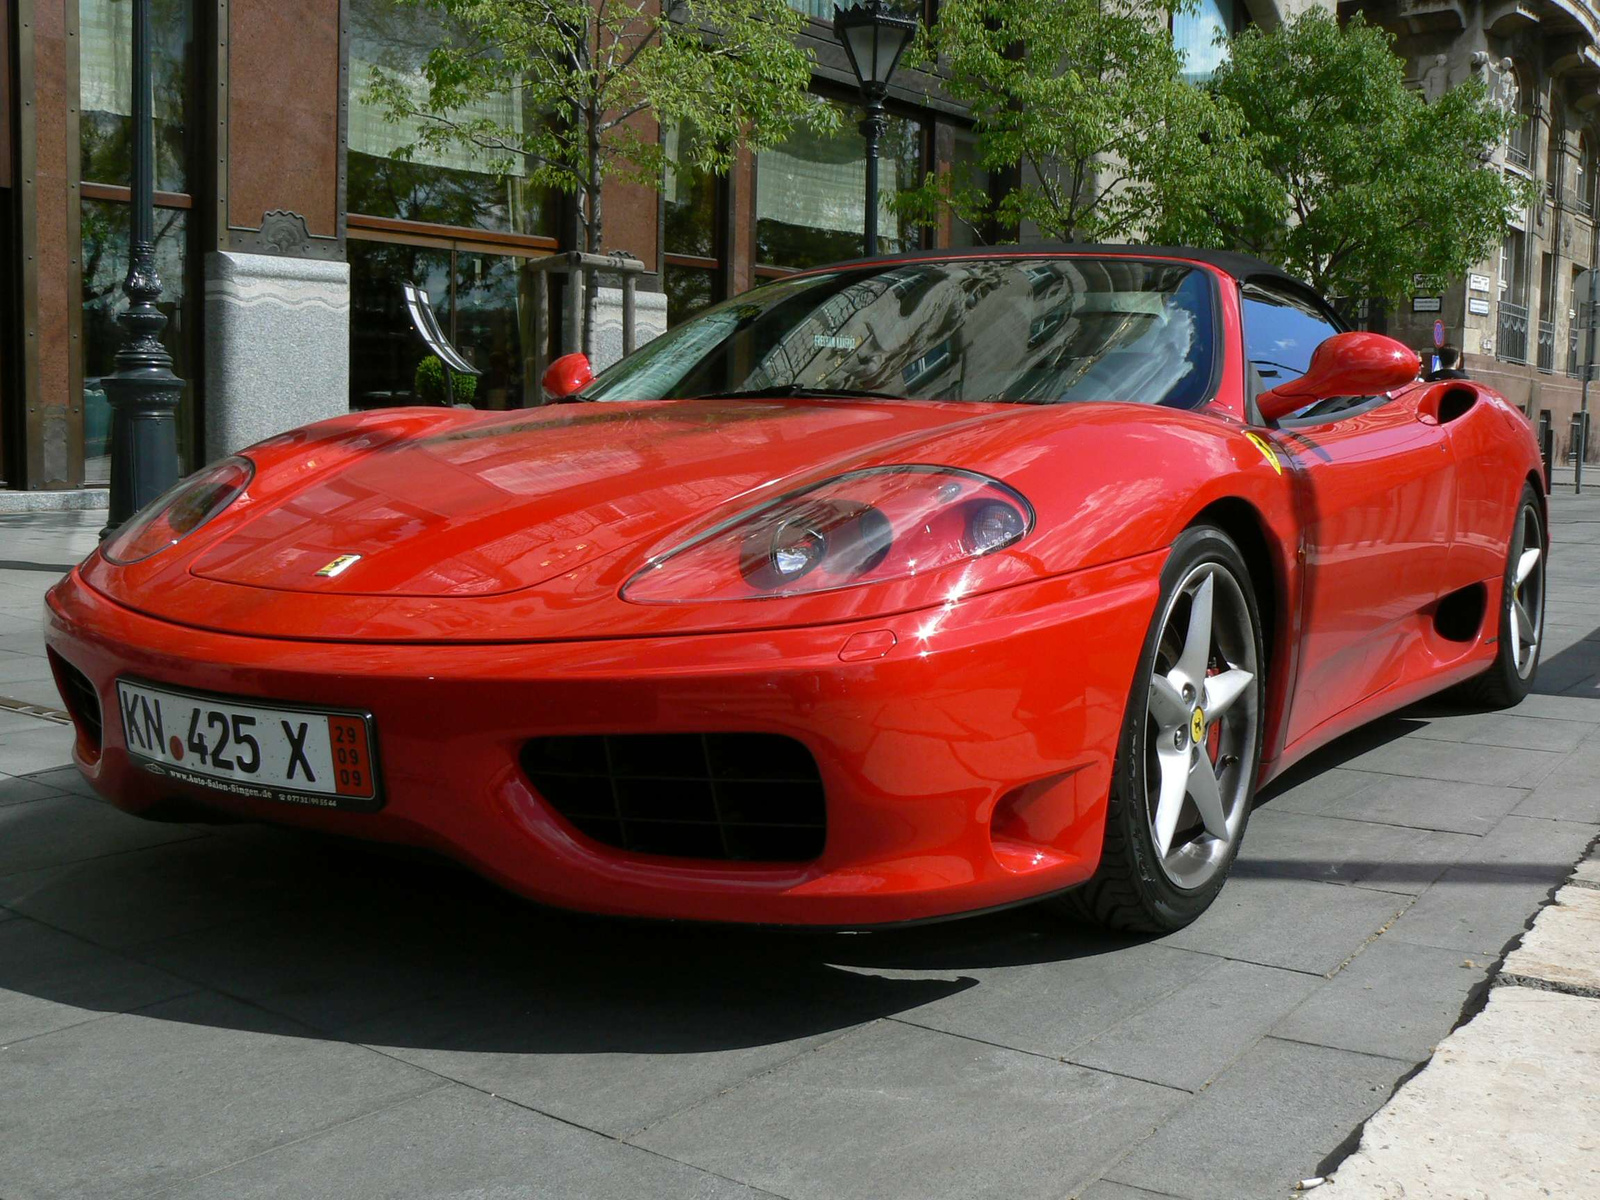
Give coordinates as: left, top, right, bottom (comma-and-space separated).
582, 255, 1225, 411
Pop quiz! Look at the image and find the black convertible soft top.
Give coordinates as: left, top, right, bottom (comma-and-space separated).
812, 243, 1312, 296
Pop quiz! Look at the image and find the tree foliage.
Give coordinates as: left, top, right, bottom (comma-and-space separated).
897, 0, 1209, 243
367, 0, 830, 259
1152, 11, 1536, 302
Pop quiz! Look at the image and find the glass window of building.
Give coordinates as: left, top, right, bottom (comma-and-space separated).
79, 0, 192, 191
79, 0, 196, 483
948, 126, 991, 248
348, 241, 541, 410
755, 101, 924, 272
80, 202, 193, 483
347, 0, 556, 237
1579, 134, 1595, 214
663, 122, 724, 326
1173, 0, 1239, 84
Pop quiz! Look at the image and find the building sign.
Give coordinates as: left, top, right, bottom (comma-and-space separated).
1469, 273, 1492, 292
1468, 297, 1491, 316
1412, 296, 1442, 313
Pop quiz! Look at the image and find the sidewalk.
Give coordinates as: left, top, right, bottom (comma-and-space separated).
0, 501, 1597, 1200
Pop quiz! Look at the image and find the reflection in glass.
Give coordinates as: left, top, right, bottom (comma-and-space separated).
665, 265, 717, 327
948, 126, 992, 248
587, 258, 1215, 409
756, 102, 922, 269
80, 201, 193, 482
349, 241, 537, 410
1173, 0, 1238, 84
349, 240, 453, 407
664, 123, 719, 259
347, 0, 555, 235
454, 251, 536, 409
79, 0, 192, 191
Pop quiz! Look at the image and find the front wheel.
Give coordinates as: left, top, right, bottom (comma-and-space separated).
1056, 526, 1266, 934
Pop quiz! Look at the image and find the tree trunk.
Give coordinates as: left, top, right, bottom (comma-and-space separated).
582, 97, 603, 360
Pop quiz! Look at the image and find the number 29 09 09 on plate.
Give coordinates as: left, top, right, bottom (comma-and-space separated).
115, 680, 381, 811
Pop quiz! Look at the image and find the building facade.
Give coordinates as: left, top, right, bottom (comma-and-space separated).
0, 0, 996, 495
1344, 0, 1600, 466
4, 0, 1559, 500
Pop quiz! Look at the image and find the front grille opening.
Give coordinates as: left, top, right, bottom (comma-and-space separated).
523, 733, 826, 862
47, 649, 103, 759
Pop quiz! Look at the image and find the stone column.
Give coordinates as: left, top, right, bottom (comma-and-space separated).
590, 285, 669, 373
203, 251, 351, 462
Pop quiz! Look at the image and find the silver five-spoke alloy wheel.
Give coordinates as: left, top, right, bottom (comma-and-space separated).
1509, 505, 1544, 680
1143, 564, 1260, 891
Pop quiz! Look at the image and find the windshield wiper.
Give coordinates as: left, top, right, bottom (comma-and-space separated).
698, 384, 903, 401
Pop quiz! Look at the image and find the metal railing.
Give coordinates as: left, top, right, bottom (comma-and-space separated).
1497, 300, 1530, 364
1508, 122, 1533, 169
1537, 319, 1557, 373
1570, 327, 1583, 378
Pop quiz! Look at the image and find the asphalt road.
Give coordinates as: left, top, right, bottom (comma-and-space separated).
1, 493, 1597, 1200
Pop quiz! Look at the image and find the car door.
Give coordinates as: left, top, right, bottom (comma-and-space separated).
1242, 284, 1457, 748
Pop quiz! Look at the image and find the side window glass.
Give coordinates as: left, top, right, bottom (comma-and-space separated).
1242, 286, 1340, 388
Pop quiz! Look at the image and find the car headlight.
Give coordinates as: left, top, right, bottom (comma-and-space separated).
101, 456, 255, 565
623, 466, 1033, 603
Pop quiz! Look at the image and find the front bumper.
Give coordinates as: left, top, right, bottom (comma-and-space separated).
45, 554, 1161, 925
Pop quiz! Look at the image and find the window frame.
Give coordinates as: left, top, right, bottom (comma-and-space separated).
1238, 279, 1348, 415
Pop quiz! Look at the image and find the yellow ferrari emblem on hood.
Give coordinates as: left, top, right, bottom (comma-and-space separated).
315, 554, 362, 578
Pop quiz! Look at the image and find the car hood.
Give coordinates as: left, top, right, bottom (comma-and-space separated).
85, 398, 1064, 641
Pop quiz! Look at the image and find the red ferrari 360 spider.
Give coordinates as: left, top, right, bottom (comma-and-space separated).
45, 247, 1547, 932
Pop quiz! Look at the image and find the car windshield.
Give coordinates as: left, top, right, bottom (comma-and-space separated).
583, 257, 1216, 407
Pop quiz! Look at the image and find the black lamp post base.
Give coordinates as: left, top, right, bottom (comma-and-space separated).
100, 375, 183, 539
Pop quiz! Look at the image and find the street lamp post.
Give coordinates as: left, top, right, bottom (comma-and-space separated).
833, 1, 918, 257
100, 0, 183, 537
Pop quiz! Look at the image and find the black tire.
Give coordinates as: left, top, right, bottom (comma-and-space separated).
1459, 482, 1546, 709
1055, 525, 1266, 934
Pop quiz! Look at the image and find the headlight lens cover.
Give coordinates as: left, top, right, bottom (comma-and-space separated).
101, 456, 255, 565
623, 466, 1033, 603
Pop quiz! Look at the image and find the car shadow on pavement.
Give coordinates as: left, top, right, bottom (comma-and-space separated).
0, 806, 1153, 1056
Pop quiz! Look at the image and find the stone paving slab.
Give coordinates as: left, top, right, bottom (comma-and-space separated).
0, 991, 445, 1200
631, 1018, 1188, 1200
1101, 1037, 1409, 1200
1499, 881, 1600, 993
1320, 988, 1600, 1199
0, 922, 196, 1052
1382, 867, 1562, 957
1270, 936, 1491, 1063
158, 1083, 770, 1200
1068, 959, 1322, 1092
1259, 769, 1528, 836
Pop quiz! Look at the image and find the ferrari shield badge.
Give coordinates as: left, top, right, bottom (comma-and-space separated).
1243, 432, 1283, 476
315, 554, 362, 578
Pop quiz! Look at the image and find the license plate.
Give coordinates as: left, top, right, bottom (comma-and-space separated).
115, 680, 381, 811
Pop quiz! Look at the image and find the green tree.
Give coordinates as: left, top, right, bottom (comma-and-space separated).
368, 0, 831, 349
897, 0, 1208, 243
1153, 11, 1536, 303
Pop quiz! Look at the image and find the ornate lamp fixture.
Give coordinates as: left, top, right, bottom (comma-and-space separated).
833, 0, 919, 256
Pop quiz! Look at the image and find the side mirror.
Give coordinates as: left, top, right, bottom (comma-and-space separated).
542, 353, 594, 403
1257, 332, 1420, 423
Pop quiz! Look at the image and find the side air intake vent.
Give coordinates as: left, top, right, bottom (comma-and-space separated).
522, 733, 825, 862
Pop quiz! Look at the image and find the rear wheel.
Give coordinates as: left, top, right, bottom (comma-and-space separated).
1460, 483, 1546, 708
1056, 526, 1265, 933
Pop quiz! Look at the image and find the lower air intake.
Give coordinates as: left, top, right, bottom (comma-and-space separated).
48, 650, 103, 757
522, 733, 825, 862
